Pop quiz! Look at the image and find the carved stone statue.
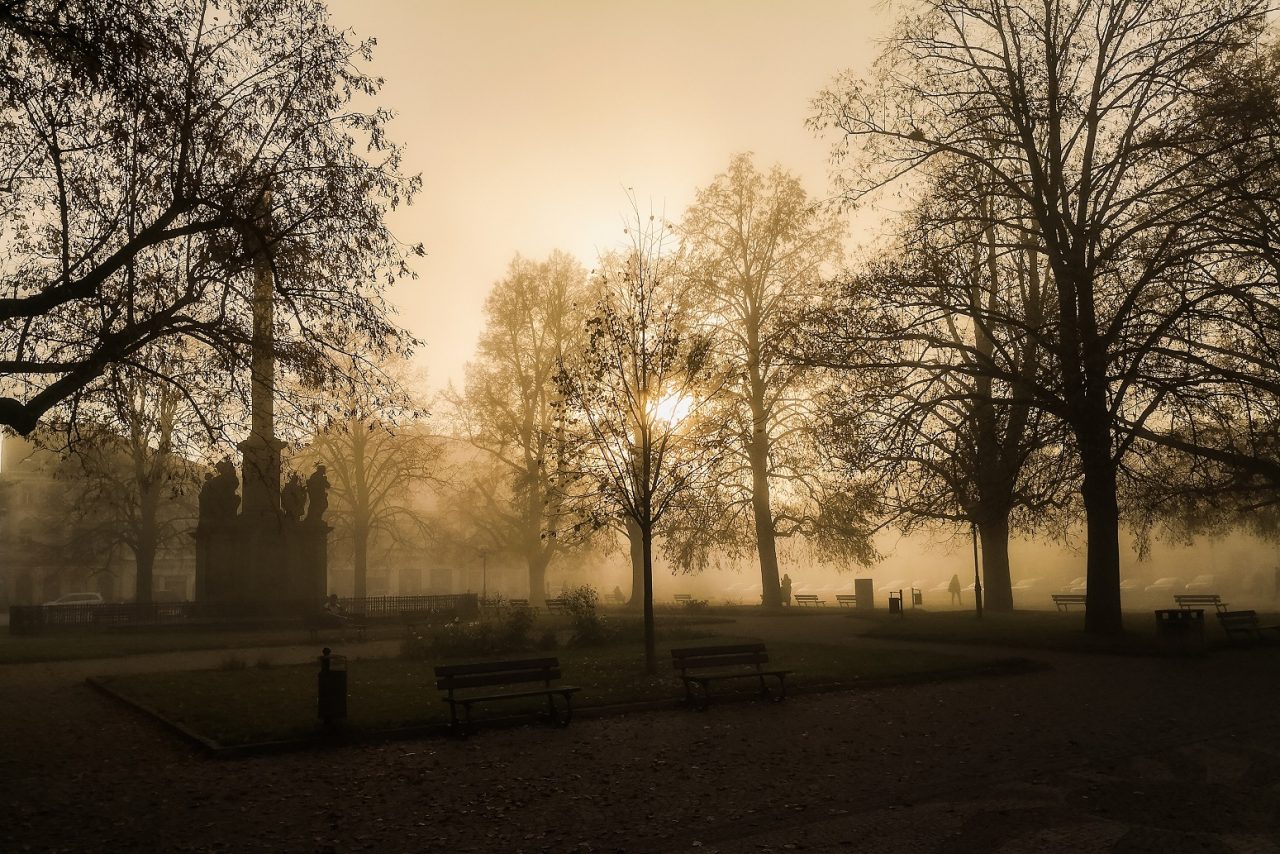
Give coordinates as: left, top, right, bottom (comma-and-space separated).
281, 472, 306, 521
201, 457, 240, 521
305, 464, 329, 524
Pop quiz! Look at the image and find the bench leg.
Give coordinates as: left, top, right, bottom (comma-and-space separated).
694, 679, 710, 711
560, 693, 574, 727
545, 692, 560, 726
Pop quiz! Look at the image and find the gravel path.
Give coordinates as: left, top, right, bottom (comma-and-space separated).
4, 615, 1279, 852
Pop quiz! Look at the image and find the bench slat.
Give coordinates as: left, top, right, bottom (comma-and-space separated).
434, 657, 558, 677
675, 653, 768, 670
448, 686, 580, 704
671, 643, 765, 658
436, 669, 560, 691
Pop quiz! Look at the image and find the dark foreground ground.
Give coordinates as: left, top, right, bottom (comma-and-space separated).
4, 613, 1280, 853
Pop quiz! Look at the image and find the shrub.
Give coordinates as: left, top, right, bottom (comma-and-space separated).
562, 585, 615, 647
400, 604, 541, 660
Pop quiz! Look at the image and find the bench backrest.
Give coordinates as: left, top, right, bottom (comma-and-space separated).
545, 597, 568, 612
1175, 594, 1221, 603
1051, 594, 1086, 602
507, 598, 530, 609
434, 657, 561, 695
794, 594, 819, 601
671, 643, 768, 674
673, 594, 692, 601
836, 594, 857, 601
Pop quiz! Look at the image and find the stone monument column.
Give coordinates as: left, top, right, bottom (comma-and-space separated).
238, 188, 284, 521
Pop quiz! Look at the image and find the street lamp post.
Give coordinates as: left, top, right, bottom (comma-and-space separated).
478, 549, 488, 601
971, 521, 984, 619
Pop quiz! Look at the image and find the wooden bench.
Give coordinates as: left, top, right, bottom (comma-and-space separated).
1051, 593, 1087, 612
670, 643, 791, 710
793, 594, 826, 607
434, 657, 579, 736
835, 594, 858, 608
606, 591, 626, 605
1175, 594, 1228, 613
1217, 610, 1280, 643
673, 594, 693, 606
545, 597, 569, 615
506, 598, 534, 612
303, 612, 367, 642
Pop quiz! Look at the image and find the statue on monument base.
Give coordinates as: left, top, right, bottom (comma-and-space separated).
305, 464, 329, 524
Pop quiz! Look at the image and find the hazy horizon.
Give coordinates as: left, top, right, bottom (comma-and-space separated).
324, 0, 891, 389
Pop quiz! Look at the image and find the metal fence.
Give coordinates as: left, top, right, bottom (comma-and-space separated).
338, 594, 478, 619
9, 593, 479, 635
9, 602, 193, 635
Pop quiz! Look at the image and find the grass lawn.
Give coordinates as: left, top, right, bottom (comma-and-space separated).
98, 638, 1009, 746
0, 628, 337, 665
854, 608, 1251, 654
0, 614, 739, 665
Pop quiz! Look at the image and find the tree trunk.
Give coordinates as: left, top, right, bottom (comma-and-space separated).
353, 519, 369, 600
747, 385, 781, 607
134, 482, 160, 604
1080, 429, 1123, 634
626, 517, 644, 611
751, 465, 782, 608
528, 552, 549, 606
642, 520, 656, 675
134, 539, 156, 605
978, 517, 1013, 611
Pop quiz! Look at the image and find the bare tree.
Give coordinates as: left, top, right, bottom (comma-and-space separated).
812, 0, 1275, 633
42, 363, 200, 604
447, 252, 594, 604
799, 161, 1074, 610
680, 153, 874, 605
305, 361, 440, 599
555, 207, 724, 673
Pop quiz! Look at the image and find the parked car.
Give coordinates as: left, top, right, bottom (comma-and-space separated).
1119, 579, 1141, 591
1011, 578, 1042, 592
42, 592, 104, 606
1184, 574, 1216, 594
1064, 576, 1087, 593
1144, 576, 1185, 594
877, 578, 910, 594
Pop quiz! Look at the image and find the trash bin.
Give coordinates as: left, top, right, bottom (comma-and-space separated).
888, 590, 903, 615
1154, 609, 1204, 654
911, 588, 923, 607
317, 647, 348, 725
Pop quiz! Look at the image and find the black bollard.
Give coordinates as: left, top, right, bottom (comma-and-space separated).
317, 647, 348, 726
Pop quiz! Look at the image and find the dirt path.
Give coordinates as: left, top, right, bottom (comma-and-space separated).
4, 617, 1280, 852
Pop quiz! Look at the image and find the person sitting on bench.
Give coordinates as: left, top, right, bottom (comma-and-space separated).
324, 594, 351, 623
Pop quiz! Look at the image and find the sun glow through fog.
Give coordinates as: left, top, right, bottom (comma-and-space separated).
650, 392, 693, 426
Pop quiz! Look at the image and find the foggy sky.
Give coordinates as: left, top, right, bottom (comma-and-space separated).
324, 0, 889, 388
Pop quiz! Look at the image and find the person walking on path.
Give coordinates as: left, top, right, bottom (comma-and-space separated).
948, 574, 962, 606
780, 573, 792, 607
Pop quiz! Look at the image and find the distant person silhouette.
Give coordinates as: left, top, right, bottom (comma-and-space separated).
948, 573, 962, 606
780, 573, 792, 607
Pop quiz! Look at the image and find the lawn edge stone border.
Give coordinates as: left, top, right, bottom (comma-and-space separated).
87, 656, 1042, 759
